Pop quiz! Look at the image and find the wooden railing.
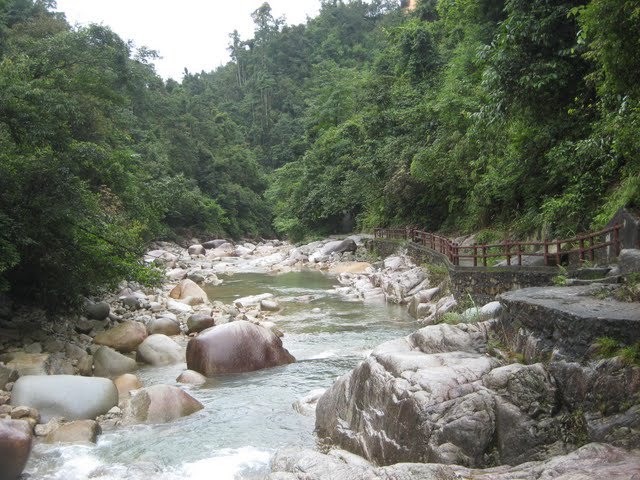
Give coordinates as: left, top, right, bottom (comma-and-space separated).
373, 225, 621, 267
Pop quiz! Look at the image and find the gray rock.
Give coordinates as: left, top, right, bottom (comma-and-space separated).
147, 317, 181, 336
0, 364, 18, 390
24, 342, 42, 354
260, 299, 281, 312
234, 293, 274, 309
202, 239, 231, 249
316, 320, 568, 468
499, 285, 640, 361
188, 244, 206, 256
93, 346, 137, 377
85, 301, 110, 321
136, 334, 184, 366
619, 248, 640, 276
187, 313, 215, 334
267, 443, 640, 480
11, 375, 118, 422
323, 239, 357, 255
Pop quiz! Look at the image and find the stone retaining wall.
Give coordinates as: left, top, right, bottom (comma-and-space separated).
368, 239, 558, 304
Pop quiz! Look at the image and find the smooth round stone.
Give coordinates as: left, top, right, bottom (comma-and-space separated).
11, 375, 118, 422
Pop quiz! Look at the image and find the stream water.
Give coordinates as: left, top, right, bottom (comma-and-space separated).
25, 270, 418, 479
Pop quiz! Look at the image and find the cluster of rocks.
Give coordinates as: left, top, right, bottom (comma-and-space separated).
0, 236, 313, 479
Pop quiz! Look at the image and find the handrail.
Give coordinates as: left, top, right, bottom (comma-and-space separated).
373, 225, 621, 267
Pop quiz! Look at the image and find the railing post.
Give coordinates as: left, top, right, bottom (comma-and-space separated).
517, 243, 522, 266
556, 240, 561, 266
580, 238, 585, 263
614, 224, 620, 257
505, 241, 511, 266
473, 244, 478, 267
589, 235, 595, 262
483, 246, 487, 267
544, 242, 549, 266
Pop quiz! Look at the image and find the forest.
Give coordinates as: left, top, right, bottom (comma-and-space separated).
0, 0, 638, 307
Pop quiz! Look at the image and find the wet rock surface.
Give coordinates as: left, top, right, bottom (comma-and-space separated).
267, 443, 640, 480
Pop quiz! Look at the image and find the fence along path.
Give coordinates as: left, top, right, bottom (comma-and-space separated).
373, 225, 622, 267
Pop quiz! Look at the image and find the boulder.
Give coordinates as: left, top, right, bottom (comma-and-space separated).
315, 322, 562, 468
166, 268, 188, 281
323, 239, 357, 255
94, 321, 147, 353
0, 419, 32, 480
267, 443, 640, 480
186, 321, 295, 375
619, 248, 640, 276
85, 301, 110, 321
0, 364, 18, 390
93, 346, 137, 378
147, 317, 181, 336
11, 375, 118, 422
176, 370, 207, 385
137, 334, 184, 366
0, 352, 49, 376
381, 267, 427, 304
166, 298, 193, 315
187, 313, 215, 333
329, 262, 372, 274
144, 250, 177, 265
293, 388, 326, 417
188, 244, 206, 256
44, 420, 101, 444
260, 299, 280, 312
127, 385, 203, 424
234, 293, 273, 309
113, 374, 142, 397
169, 279, 208, 304
202, 239, 230, 249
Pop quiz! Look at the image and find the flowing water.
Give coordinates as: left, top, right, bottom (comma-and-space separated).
25, 270, 418, 479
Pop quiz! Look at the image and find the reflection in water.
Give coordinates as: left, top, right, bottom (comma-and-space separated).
26, 271, 417, 479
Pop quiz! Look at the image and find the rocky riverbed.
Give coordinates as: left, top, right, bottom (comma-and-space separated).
1, 236, 639, 479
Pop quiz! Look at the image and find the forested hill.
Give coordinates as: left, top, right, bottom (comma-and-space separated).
0, 0, 638, 308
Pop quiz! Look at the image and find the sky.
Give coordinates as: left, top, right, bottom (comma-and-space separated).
55, 0, 322, 80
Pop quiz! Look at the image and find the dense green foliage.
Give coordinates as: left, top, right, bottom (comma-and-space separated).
0, 0, 271, 307
255, 0, 638, 240
1, 0, 638, 306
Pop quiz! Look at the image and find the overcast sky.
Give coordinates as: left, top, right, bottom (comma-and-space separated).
55, 0, 322, 80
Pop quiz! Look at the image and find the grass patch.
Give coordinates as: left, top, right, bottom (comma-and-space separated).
613, 272, 640, 302
593, 336, 640, 366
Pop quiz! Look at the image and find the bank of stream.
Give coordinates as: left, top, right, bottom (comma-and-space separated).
25, 271, 418, 479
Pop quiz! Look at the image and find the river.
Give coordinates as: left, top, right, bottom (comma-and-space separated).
25, 270, 417, 479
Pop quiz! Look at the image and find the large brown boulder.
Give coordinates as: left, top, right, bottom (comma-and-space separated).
186, 321, 295, 376
94, 321, 147, 353
126, 385, 203, 424
0, 419, 32, 480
